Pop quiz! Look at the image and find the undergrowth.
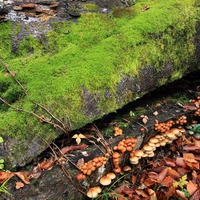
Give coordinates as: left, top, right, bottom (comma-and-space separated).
0, 0, 199, 168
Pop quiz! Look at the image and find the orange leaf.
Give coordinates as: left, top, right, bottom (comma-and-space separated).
135, 189, 148, 198
187, 181, 198, 196
40, 159, 54, 170
165, 186, 175, 198
15, 181, 24, 189
164, 158, 176, 167
14, 172, 30, 184
158, 167, 168, 182
167, 168, 181, 179
131, 175, 137, 185
175, 157, 187, 167
161, 176, 175, 187
183, 153, 198, 163
0, 171, 14, 184
176, 190, 187, 200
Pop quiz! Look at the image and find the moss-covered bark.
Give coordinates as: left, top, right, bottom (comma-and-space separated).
0, 0, 200, 169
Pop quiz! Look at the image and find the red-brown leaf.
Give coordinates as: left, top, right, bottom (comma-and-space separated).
190, 188, 200, 200
40, 160, 54, 170
165, 186, 175, 198
61, 144, 88, 154
175, 157, 187, 167
158, 167, 168, 182
176, 189, 187, 200
164, 158, 176, 167
14, 172, 30, 184
161, 176, 175, 187
183, 145, 200, 151
183, 153, 198, 163
0, 171, 14, 184
135, 189, 149, 198
167, 168, 181, 179
187, 181, 198, 196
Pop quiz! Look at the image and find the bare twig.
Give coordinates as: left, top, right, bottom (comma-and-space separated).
92, 124, 111, 154
0, 58, 28, 95
0, 96, 69, 135
33, 100, 70, 131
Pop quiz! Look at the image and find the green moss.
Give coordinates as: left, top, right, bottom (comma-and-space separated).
84, 3, 98, 11
0, 0, 199, 141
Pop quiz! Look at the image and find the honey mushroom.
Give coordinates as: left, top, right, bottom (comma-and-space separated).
80, 156, 107, 176
87, 186, 102, 198
100, 175, 112, 186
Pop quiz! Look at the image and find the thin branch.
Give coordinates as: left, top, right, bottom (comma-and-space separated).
32, 100, 70, 131
0, 58, 28, 95
0, 96, 69, 135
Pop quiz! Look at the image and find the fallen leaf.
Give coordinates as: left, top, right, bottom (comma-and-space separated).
72, 134, 86, 145
167, 168, 181, 179
0, 171, 14, 184
131, 175, 137, 185
40, 159, 54, 170
14, 172, 30, 184
175, 157, 187, 167
183, 153, 198, 163
15, 181, 24, 189
176, 189, 187, 200
135, 189, 148, 198
187, 181, 198, 196
61, 144, 88, 154
161, 176, 175, 187
164, 158, 176, 167
158, 167, 168, 182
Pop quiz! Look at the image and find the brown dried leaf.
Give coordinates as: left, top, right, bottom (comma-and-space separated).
15, 181, 24, 189
161, 176, 175, 188
167, 168, 181, 179
165, 186, 175, 198
175, 157, 187, 167
183, 153, 198, 163
158, 167, 168, 182
164, 158, 176, 167
131, 175, 137, 185
176, 189, 187, 200
14, 172, 30, 184
190, 188, 200, 200
135, 189, 149, 198
40, 159, 54, 170
187, 181, 198, 196
0, 171, 14, 184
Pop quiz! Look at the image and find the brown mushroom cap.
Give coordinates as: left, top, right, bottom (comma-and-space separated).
147, 152, 155, 157
130, 156, 139, 164
112, 152, 120, 159
159, 139, 167, 146
143, 144, 154, 152
171, 128, 182, 137
100, 176, 112, 186
123, 165, 132, 172
165, 130, 176, 140
106, 172, 116, 180
149, 137, 159, 144
135, 149, 144, 157
94, 186, 102, 194
87, 187, 100, 198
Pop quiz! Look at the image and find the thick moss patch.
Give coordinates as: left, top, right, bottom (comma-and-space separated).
0, 0, 199, 168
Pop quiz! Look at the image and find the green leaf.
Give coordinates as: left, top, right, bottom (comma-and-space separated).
0, 137, 4, 143
0, 159, 4, 164
0, 163, 4, 170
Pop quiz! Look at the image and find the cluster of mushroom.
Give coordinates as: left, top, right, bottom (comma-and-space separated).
113, 126, 123, 136
129, 127, 185, 165
87, 172, 116, 198
195, 108, 200, 117
112, 138, 138, 173
154, 120, 174, 133
175, 115, 187, 125
79, 156, 107, 176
